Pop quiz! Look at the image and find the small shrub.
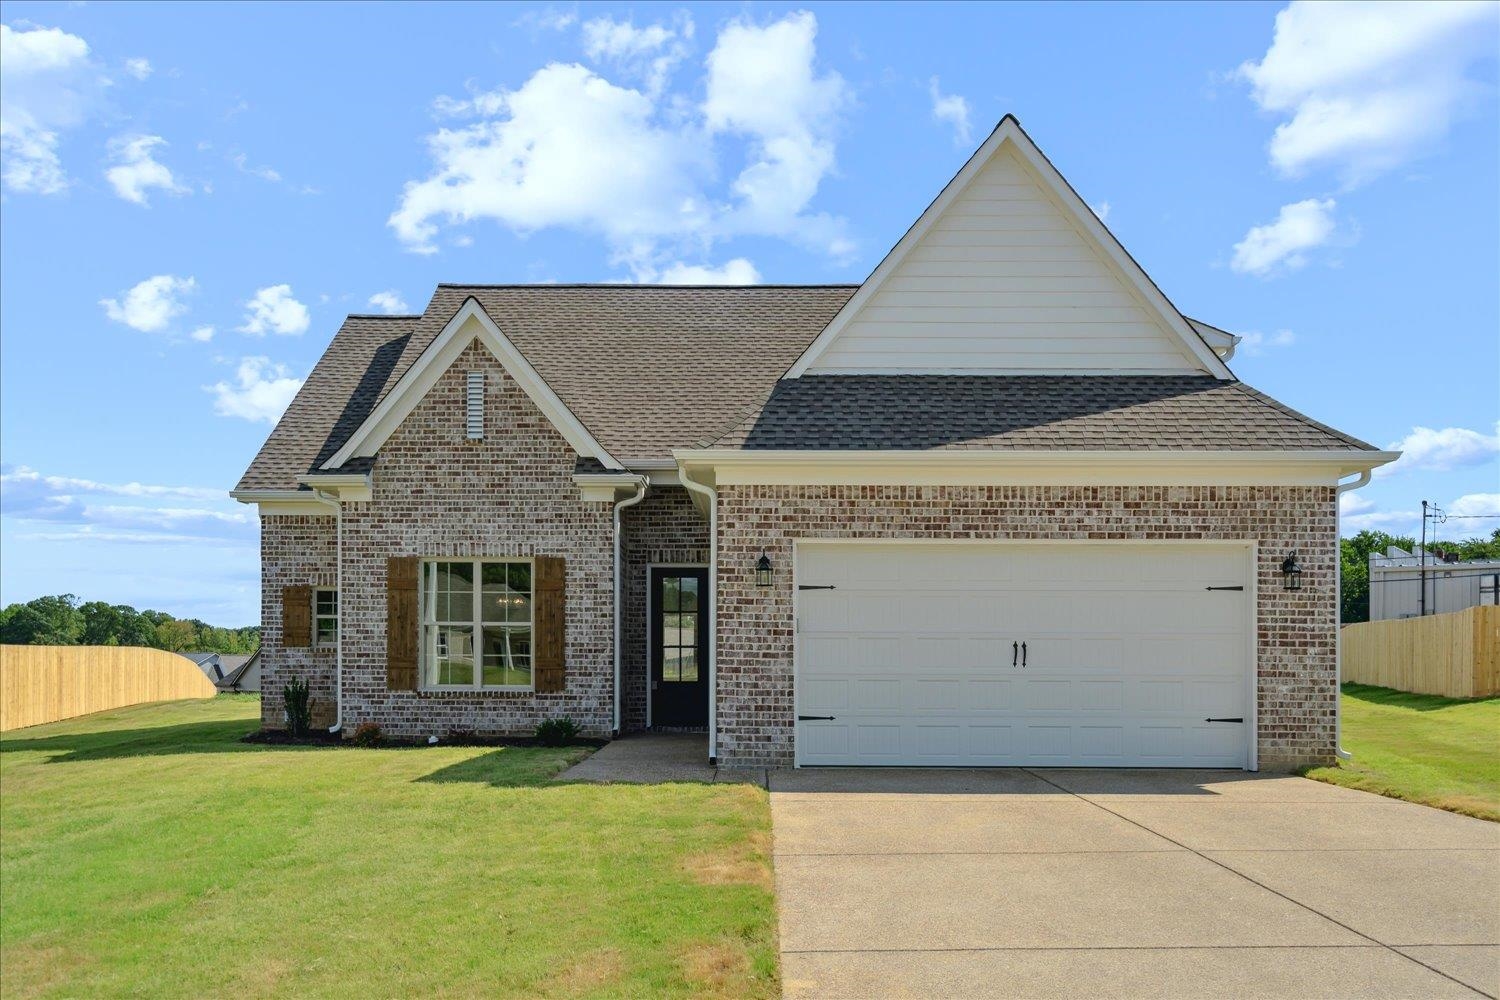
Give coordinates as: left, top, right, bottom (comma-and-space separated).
283, 677, 312, 737
352, 722, 383, 747
535, 716, 581, 747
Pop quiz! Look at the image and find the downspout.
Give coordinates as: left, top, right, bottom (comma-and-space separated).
612, 477, 649, 736
679, 465, 718, 765
1333, 470, 1372, 761
308, 489, 344, 734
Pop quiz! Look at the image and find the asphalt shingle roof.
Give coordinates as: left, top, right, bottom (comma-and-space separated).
707, 375, 1377, 452
235, 286, 1375, 493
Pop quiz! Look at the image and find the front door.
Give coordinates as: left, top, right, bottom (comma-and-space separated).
650, 566, 709, 728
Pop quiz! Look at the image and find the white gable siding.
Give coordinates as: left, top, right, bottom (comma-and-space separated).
808, 148, 1204, 374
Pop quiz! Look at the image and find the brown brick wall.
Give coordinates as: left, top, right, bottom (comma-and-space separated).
259, 514, 338, 730
714, 484, 1338, 771
620, 486, 710, 731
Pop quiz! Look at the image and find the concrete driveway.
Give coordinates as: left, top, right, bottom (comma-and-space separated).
770, 769, 1499, 999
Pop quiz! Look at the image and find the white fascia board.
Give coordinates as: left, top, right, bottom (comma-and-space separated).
1187, 318, 1241, 361
321, 298, 624, 472
295, 473, 372, 502
785, 117, 1234, 380
573, 472, 648, 502
674, 449, 1401, 487
229, 489, 335, 516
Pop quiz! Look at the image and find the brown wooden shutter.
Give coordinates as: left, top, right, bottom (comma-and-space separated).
386, 557, 419, 691
282, 585, 311, 648
533, 555, 566, 693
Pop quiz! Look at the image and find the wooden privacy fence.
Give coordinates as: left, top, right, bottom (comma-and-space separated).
1341, 606, 1500, 698
0, 645, 218, 731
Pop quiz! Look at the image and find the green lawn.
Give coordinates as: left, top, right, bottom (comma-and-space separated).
1304, 683, 1500, 821
0, 697, 777, 999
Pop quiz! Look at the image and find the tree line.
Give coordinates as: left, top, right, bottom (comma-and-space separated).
0, 595, 259, 653
1340, 528, 1500, 623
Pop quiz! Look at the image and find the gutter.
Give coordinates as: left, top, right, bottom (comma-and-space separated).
612, 477, 649, 736
1333, 470, 1373, 761
307, 487, 345, 735
678, 465, 718, 765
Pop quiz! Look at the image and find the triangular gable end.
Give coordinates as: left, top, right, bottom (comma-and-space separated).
787, 117, 1233, 379
321, 298, 624, 471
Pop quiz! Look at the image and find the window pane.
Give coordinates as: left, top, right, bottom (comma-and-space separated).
678, 612, 696, 649
662, 647, 682, 682
482, 562, 531, 624
428, 625, 473, 686
678, 577, 698, 613
315, 618, 336, 644
481, 626, 532, 686
316, 591, 337, 616
662, 576, 680, 614
508, 563, 532, 599
679, 647, 698, 682
436, 562, 474, 622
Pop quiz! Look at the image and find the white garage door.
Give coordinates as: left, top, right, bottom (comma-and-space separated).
795, 543, 1252, 768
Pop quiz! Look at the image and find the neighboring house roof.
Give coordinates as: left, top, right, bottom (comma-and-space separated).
181, 651, 223, 682
217, 650, 259, 691
706, 376, 1378, 451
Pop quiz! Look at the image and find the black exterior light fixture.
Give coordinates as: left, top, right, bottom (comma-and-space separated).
1281, 551, 1303, 591
755, 550, 774, 588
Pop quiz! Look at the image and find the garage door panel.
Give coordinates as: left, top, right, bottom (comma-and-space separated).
796, 543, 1251, 768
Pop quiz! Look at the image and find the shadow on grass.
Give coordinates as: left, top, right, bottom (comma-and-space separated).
1, 718, 276, 763
1343, 683, 1500, 713
415, 747, 594, 788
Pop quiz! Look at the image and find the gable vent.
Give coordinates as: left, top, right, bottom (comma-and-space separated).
465, 371, 484, 439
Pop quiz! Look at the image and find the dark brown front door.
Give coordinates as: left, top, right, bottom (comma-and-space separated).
650, 567, 708, 728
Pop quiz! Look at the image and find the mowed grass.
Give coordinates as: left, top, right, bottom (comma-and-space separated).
0, 697, 778, 999
1304, 683, 1500, 821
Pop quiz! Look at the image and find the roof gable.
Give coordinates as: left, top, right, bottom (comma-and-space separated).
321, 298, 625, 471
787, 117, 1233, 379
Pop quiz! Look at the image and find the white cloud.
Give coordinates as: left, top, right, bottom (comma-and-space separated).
582, 12, 693, 95
652, 257, 761, 284
1231, 198, 1337, 276
1236, 329, 1296, 356
927, 76, 972, 147
1378, 422, 1500, 477
366, 290, 410, 314
0, 23, 97, 194
704, 12, 853, 256
1339, 492, 1376, 517
207, 357, 303, 423
1, 465, 224, 503
0, 464, 251, 544
393, 12, 852, 268
1444, 493, 1500, 536
190, 325, 215, 342
1091, 201, 1112, 223
104, 134, 188, 205
1238, 1, 1499, 183
100, 274, 195, 333
230, 151, 282, 183
124, 57, 152, 80
238, 284, 310, 336
1342, 491, 1500, 538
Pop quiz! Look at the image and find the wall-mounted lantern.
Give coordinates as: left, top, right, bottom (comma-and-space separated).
1280, 552, 1303, 591
755, 550, 774, 588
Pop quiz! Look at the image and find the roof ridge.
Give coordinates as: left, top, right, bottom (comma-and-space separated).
344, 313, 422, 319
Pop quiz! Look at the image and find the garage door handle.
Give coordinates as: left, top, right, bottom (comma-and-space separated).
798, 715, 836, 721
1205, 717, 1244, 723
1021, 641, 1027, 667
1012, 641, 1018, 666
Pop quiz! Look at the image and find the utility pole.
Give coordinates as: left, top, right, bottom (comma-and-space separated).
1419, 501, 1447, 616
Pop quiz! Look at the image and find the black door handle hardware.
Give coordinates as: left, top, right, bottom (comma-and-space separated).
798, 584, 837, 591
1012, 641, 1018, 666
1205, 585, 1245, 591
1022, 642, 1027, 667
797, 715, 836, 721
1204, 717, 1244, 723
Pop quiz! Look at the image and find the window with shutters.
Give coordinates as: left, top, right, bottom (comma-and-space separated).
420, 559, 532, 690
314, 589, 338, 646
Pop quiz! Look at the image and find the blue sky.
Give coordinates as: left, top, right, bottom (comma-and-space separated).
2, 1, 1497, 625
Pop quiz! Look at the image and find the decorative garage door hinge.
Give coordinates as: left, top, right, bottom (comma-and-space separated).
1204, 585, 1245, 591
1204, 717, 1245, 723
798, 584, 837, 591
798, 715, 836, 721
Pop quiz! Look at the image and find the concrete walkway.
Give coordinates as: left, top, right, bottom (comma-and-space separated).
556, 732, 766, 785
771, 768, 1500, 999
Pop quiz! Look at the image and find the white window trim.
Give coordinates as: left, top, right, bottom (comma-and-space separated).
314, 588, 338, 648
419, 557, 535, 693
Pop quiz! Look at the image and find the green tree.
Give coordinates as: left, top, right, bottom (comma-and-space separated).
1340, 530, 1415, 624
0, 595, 84, 645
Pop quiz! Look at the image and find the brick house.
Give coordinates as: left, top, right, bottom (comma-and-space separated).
233, 118, 1395, 770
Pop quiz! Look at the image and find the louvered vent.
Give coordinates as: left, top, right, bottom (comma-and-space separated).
465, 371, 484, 439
